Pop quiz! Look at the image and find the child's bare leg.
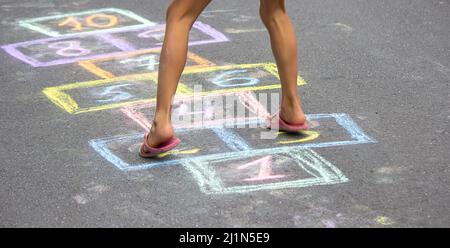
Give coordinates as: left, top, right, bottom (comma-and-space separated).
148, 0, 211, 147
260, 0, 306, 124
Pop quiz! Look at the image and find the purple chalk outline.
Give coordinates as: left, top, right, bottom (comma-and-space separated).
1, 21, 230, 67
97, 33, 136, 52
2, 45, 42, 67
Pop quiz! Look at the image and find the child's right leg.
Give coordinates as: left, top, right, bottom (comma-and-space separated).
260, 0, 306, 125
147, 0, 212, 148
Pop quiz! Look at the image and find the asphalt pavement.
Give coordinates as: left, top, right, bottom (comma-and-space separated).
0, 0, 449, 227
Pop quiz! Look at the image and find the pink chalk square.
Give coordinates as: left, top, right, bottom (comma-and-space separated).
121, 92, 269, 132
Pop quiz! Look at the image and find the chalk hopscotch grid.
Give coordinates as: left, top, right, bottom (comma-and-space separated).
4, 8, 378, 195
18, 8, 157, 37
88, 113, 377, 172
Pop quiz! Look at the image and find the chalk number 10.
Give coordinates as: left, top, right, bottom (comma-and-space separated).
58, 14, 119, 31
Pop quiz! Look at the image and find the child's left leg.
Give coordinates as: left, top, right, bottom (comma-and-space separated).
147, 0, 212, 148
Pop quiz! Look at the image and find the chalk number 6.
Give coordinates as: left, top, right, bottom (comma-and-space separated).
210, 70, 260, 88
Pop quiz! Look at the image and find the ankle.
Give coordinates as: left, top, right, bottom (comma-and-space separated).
282, 93, 301, 104
149, 119, 174, 137
281, 100, 302, 112
153, 112, 171, 126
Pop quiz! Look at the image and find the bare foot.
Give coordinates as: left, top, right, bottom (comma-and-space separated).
146, 120, 174, 148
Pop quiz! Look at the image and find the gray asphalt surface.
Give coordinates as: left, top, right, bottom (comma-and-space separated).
0, 0, 449, 227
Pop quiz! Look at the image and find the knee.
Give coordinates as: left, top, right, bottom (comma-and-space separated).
259, 1, 287, 28
165, 2, 197, 26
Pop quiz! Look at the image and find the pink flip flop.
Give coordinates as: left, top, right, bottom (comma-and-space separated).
267, 112, 309, 132
139, 132, 181, 158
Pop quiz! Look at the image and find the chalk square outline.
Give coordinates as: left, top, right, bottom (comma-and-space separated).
120, 92, 270, 132
18, 8, 157, 37
78, 50, 216, 79
183, 148, 349, 194
42, 73, 192, 114
88, 113, 376, 172
178, 63, 306, 95
2, 21, 229, 67
88, 127, 244, 172
89, 132, 186, 171
1, 31, 129, 67
42, 63, 306, 114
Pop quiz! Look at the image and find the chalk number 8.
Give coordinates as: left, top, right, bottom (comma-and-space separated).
48, 41, 91, 57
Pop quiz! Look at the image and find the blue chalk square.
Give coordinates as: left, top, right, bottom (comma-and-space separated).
89, 128, 241, 171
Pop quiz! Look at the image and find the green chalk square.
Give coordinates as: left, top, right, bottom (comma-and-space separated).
18, 8, 157, 37
183, 148, 349, 194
